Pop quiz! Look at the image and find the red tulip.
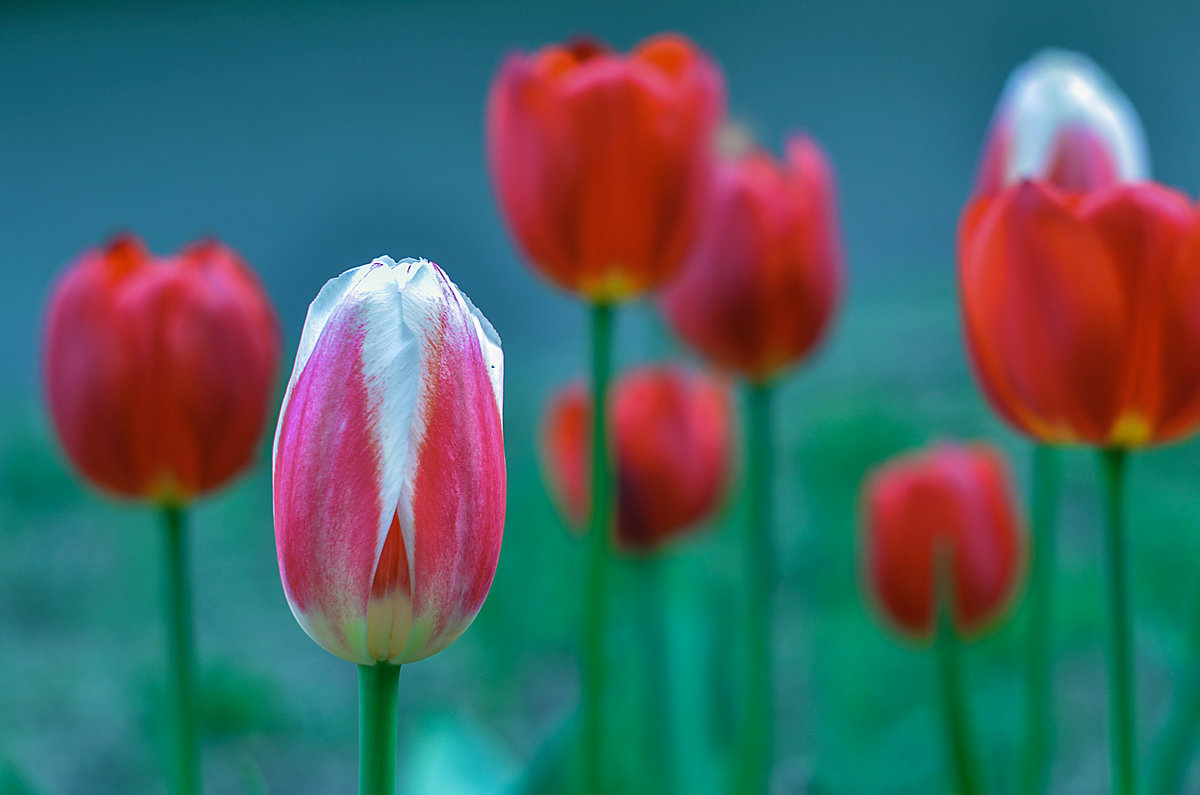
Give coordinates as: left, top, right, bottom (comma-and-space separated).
959, 180, 1200, 447
273, 257, 505, 665
542, 366, 731, 551
43, 235, 280, 503
660, 135, 843, 382
863, 443, 1024, 640
972, 50, 1147, 198
487, 34, 725, 302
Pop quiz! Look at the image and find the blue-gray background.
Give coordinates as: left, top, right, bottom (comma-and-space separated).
6, 2, 1200, 793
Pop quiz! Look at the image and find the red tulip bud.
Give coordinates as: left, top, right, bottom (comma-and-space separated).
542, 366, 731, 552
43, 235, 280, 503
862, 443, 1025, 641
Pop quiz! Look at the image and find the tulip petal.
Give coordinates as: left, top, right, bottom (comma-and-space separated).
273, 258, 423, 664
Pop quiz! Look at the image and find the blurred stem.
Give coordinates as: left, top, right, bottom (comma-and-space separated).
581, 301, 615, 795
358, 663, 401, 795
1147, 586, 1200, 795
737, 380, 773, 793
1100, 448, 1136, 795
936, 548, 985, 795
1021, 444, 1060, 795
636, 556, 675, 795
161, 504, 201, 795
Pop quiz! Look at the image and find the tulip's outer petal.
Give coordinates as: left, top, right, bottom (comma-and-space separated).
389, 261, 505, 663
487, 34, 725, 301
661, 135, 843, 381
541, 382, 590, 528
1155, 216, 1200, 441
864, 444, 1023, 641
44, 236, 279, 502
959, 181, 1128, 443
273, 258, 424, 664
973, 49, 1148, 196
1078, 184, 1194, 444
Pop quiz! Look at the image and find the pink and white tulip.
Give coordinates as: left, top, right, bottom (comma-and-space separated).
273, 256, 505, 666
973, 49, 1148, 197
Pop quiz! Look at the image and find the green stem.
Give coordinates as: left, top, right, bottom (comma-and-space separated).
1100, 448, 1136, 795
161, 504, 201, 795
1021, 444, 1060, 795
937, 613, 984, 795
1147, 590, 1200, 795
737, 380, 773, 793
637, 557, 676, 795
358, 664, 401, 795
581, 301, 615, 795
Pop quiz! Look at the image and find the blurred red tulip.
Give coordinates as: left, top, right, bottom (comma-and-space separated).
487, 34, 725, 302
972, 50, 1147, 198
863, 443, 1024, 641
274, 257, 505, 665
660, 135, 843, 382
959, 180, 1200, 447
43, 235, 280, 503
542, 366, 731, 551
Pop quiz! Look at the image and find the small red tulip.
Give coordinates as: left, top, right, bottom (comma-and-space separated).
43, 235, 280, 503
862, 443, 1024, 641
487, 34, 725, 302
972, 50, 1148, 198
660, 135, 843, 382
542, 366, 731, 551
959, 180, 1200, 447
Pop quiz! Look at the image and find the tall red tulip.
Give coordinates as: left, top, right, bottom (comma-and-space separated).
960, 180, 1200, 447
542, 366, 731, 552
273, 256, 505, 666
972, 49, 1148, 198
863, 443, 1025, 641
43, 234, 280, 503
487, 34, 725, 301
660, 135, 843, 382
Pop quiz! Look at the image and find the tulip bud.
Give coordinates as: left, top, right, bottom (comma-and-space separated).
959, 180, 1200, 447
273, 257, 505, 665
973, 50, 1148, 197
862, 444, 1024, 641
487, 34, 726, 302
43, 235, 280, 503
660, 136, 843, 382
541, 366, 730, 551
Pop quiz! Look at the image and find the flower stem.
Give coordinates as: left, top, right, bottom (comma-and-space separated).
581, 301, 615, 795
636, 556, 676, 795
358, 663, 401, 795
1100, 448, 1136, 795
1021, 444, 1060, 795
937, 606, 985, 795
161, 504, 201, 795
737, 380, 773, 793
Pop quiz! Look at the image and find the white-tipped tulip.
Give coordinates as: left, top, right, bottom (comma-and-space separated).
273, 256, 505, 665
973, 49, 1148, 196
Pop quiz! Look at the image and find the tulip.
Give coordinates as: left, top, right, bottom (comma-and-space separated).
960, 180, 1200, 448
44, 235, 280, 502
863, 442, 1025, 795
42, 233, 280, 795
272, 256, 504, 794
660, 135, 843, 383
658, 132, 843, 791
972, 49, 1148, 198
487, 34, 724, 302
541, 366, 731, 551
863, 443, 1024, 640
487, 34, 724, 790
